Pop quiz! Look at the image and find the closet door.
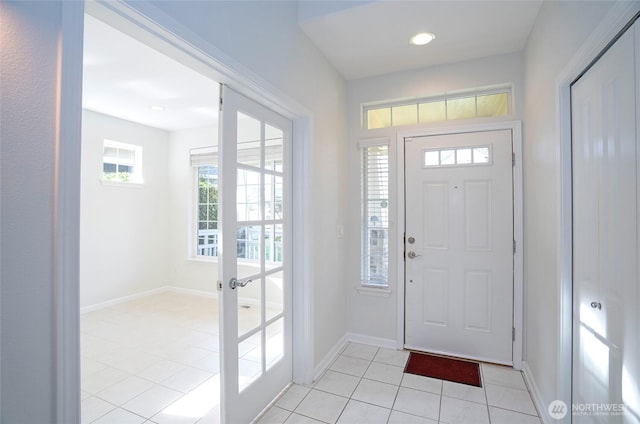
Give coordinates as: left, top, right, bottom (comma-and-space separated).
571, 19, 639, 423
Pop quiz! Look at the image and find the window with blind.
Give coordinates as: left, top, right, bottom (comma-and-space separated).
361, 144, 390, 287
191, 147, 219, 258
190, 146, 275, 260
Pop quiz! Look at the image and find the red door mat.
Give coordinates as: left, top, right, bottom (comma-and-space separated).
404, 352, 482, 387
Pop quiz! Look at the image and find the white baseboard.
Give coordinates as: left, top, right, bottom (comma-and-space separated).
313, 334, 348, 382
346, 332, 398, 350
166, 285, 218, 299
80, 286, 168, 314
81, 285, 219, 314
311, 333, 401, 383
523, 361, 554, 424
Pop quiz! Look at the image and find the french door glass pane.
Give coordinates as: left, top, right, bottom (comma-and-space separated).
237, 169, 261, 221
265, 224, 283, 270
237, 225, 260, 279
266, 318, 284, 370
265, 175, 283, 220
237, 278, 262, 338
265, 271, 284, 320
265, 124, 283, 172
237, 112, 261, 168
238, 331, 262, 391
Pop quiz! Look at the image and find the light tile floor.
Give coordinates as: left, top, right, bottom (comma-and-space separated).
257, 343, 541, 424
81, 291, 225, 424
83, 292, 540, 424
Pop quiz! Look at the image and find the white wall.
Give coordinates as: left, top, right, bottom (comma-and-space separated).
522, 0, 616, 417
345, 52, 525, 342
0, 2, 62, 421
80, 110, 171, 308
168, 125, 219, 293
140, 0, 349, 369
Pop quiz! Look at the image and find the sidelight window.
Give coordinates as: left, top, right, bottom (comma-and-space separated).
361, 142, 389, 287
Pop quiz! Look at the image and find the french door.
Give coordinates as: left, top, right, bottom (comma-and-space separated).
218, 86, 292, 423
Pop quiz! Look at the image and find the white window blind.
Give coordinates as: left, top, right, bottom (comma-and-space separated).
190, 146, 218, 167
361, 143, 389, 287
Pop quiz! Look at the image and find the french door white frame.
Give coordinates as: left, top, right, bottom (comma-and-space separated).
55, 1, 315, 422
395, 121, 524, 370
556, 3, 640, 422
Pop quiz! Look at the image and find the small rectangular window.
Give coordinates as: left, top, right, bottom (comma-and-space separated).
102, 140, 142, 183
361, 144, 389, 287
424, 145, 492, 167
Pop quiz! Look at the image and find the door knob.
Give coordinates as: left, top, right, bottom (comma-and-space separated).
407, 251, 422, 259
229, 277, 253, 290
590, 301, 602, 310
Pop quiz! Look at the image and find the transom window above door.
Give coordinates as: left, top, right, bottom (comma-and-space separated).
364, 87, 511, 130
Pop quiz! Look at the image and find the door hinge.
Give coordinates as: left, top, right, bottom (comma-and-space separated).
219, 84, 223, 112
217, 280, 223, 291
512, 152, 516, 166
513, 240, 516, 254
512, 327, 516, 341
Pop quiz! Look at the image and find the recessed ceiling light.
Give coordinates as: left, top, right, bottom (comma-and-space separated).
150, 105, 165, 111
410, 32, 436, 46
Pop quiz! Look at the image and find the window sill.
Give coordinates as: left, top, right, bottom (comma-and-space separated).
186, 257, 219, 264
357, 286, 392, 297
101, 180, 144, 188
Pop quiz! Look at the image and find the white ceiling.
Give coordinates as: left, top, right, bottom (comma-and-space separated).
82, 15, 220, 132
83, 1, 543, 130
299, 0, 543, 80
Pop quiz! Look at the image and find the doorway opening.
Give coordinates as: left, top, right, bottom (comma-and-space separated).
80, 12, 224, 424
79, 10, 294, 423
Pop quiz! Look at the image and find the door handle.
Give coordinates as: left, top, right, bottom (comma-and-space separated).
229, 277, 253, 290
407, 251, 422, 259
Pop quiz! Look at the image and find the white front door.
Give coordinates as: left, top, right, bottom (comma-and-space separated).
571, 20, 639, 423
404, 130, 514, 364
218, 86, 292, 423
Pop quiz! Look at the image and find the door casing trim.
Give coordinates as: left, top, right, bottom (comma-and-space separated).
395, 121, 524, 370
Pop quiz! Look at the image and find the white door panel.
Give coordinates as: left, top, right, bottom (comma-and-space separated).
405, 130, 514, 364
219, 86, 292, 423
572, 19, 639, 424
